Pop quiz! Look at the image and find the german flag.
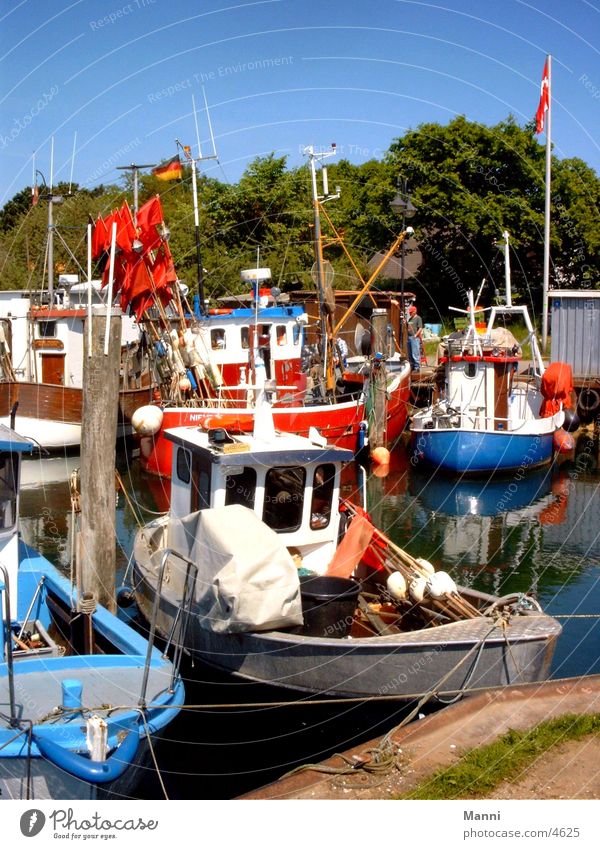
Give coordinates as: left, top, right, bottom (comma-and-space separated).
152, 155, 182, 181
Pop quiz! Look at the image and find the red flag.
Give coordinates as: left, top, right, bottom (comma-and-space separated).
151, 242, 177, 291
115, 202, 136, 254
535, 58, 550, 134
136, 195, 163, 252
91, 215, 109, 259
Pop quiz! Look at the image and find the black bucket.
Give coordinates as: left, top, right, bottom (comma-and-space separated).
297, 575, 360, 638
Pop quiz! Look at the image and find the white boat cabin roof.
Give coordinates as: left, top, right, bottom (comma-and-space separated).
165, 425, 354, 467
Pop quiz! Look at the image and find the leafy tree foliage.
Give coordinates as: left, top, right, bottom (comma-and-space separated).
1, 118, 598, 317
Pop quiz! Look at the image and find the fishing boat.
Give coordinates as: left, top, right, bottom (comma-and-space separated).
132, 144, 411, 476
410, 232, 571, 474
0, 282, 152, 449
0, 425, 184, 799
133, 271, 409, 476
132, 399, 561, 700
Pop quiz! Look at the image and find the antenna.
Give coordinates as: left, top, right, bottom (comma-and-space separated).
49, 136, 54, 191
202, 86, 218, 159
68, 131, 77, 195
192, 93, 202, 159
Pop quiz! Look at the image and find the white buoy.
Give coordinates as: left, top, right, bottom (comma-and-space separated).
131, 405, 164, 436
426, 571, 458, 599
386, 571, 407, 600
416, 558, 436, 576
409, 576, 428, 603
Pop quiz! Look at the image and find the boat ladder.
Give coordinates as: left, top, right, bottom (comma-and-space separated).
138, 549, 197, 707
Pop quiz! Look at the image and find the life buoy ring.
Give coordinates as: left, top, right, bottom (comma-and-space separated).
577, 388, 600, 415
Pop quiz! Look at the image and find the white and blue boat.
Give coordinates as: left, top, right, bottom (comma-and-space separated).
411, 233, 566, 475
0, 426, 184, 800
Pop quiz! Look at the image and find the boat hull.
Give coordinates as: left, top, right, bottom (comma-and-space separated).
133, 560, 560, 700
410, 428, 555, 474
0, 737, 153, 801
0, 381, 153, 449
139, 370, 410, 477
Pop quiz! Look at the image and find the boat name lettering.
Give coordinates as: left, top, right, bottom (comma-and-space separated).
49, 808, 158, 832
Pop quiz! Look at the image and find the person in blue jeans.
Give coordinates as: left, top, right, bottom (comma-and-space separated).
407, 304, 423, 371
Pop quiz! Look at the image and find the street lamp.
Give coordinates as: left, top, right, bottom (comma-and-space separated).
390, 178, 416, 354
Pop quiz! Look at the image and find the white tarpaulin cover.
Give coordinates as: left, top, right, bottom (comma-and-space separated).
168, 504, 303, 633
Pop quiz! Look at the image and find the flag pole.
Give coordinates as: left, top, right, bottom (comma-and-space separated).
541, 54, 551, 354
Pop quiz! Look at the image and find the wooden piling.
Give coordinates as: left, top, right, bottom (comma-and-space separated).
370, 309, 390, 449
79, 306, 121, 614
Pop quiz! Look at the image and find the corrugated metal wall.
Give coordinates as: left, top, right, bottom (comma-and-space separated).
550, 293, 600, 378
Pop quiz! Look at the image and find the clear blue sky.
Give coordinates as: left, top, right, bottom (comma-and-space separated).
1, 0, 599, 204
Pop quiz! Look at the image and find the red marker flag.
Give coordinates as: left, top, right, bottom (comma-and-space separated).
536, 58, 550, 134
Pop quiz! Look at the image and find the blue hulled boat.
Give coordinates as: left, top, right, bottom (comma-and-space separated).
411, 233, 566, 475
0, 427, 184, 800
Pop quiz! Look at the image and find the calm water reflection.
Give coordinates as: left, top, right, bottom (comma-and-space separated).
16, 435, 600, 798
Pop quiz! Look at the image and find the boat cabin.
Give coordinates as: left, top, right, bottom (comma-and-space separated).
0, 278, 139, 387
430, 304, 547, 434
167, 424, 354, 575
183, 268, 307, 402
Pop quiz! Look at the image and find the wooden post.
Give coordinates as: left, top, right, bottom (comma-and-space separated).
79, 306, 121, 614
370, 309, 389, 450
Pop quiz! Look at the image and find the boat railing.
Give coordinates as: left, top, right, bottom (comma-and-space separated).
445, 336, 518, 358
138, 548, 197, 707
0, 565, 18, 727
434, 406, 536, 432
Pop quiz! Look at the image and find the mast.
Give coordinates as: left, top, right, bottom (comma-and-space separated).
304, 144, 339, 394
178, 92, 218, 316
115, 163, 156, 223
541, 54, 552, 354
503, 229, 512, 307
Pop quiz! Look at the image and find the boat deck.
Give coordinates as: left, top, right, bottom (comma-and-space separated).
0, 660, 174, 725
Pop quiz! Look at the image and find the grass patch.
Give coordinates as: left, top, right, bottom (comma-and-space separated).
400, 713, 600, 800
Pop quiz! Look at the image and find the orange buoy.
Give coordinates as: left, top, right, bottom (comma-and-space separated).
372, 463, 390, 478
370, 446, 391, 466
553, 427, 575, 454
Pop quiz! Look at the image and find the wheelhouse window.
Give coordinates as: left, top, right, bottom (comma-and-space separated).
211, 328, 226, 350
176, 448, 191, 484
293, 324, 302, 346
37, 320, 56, 338
310, 464, 335, 530
275, 325, 287, 346
0, 453, 17, 531
263, 466, 305, 532
225, 466, 257, 510
191, 454, 211, 511
465, 362, 477, 378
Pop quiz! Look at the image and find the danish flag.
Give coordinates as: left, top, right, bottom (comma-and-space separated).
536, 58, 550, 134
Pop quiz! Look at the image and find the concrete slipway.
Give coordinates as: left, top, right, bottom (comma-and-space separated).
241, 676, 600, 800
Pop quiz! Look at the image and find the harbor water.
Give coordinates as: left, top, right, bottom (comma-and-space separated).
18, 433, 600, 799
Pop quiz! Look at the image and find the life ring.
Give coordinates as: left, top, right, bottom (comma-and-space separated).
577, 388, 600, 415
